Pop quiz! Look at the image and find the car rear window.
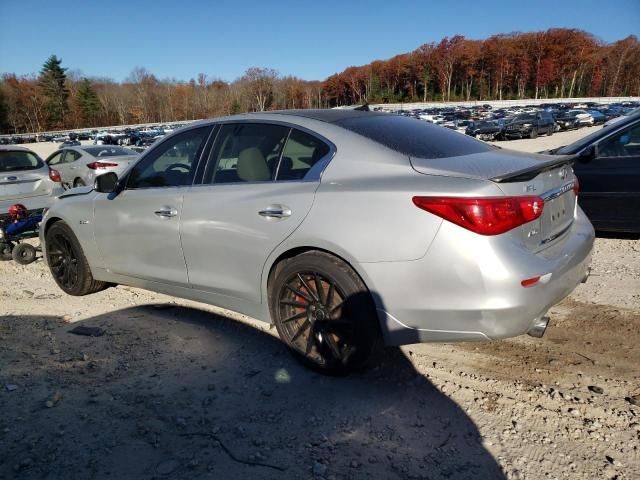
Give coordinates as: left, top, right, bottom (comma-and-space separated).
0, 150, 44, 172
334, 115, 492, 159
84, 146, 136, 157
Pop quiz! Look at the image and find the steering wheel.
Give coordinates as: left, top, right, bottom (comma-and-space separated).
165, 163, 190, 173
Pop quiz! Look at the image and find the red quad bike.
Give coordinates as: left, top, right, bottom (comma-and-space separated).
0, 204, 44, 265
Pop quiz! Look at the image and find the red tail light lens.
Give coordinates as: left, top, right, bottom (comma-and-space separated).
49, 168, 61, 183
413, 195, 545, 236
573, 177, 579, 196
86, 162, 118, 170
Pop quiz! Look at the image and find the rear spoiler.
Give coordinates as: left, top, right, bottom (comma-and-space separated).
490, 155, 575, 183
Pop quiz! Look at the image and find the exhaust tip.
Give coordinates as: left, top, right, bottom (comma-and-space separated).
528, 316, 550, 338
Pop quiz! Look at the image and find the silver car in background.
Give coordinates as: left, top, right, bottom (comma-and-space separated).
40, 110, 594, 374
1, 145, 64, 213
45, 145, 138, 188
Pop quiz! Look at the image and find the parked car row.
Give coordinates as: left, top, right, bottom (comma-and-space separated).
382, 102, 640, 141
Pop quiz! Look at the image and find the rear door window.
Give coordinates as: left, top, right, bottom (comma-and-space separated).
276, 129, 330, 180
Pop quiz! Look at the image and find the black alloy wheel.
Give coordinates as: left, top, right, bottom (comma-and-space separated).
270, 251, 383, 374
45, 222, 108, 296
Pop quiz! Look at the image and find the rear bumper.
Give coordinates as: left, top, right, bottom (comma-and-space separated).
358, 208, 595, 346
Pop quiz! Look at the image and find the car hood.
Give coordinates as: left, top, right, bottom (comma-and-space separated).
410, 149, 574, 182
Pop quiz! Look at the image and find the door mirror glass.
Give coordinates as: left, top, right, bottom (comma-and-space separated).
95, 172, 118, 193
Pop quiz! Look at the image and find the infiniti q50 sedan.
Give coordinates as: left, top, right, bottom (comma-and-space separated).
40, 110, 594, 374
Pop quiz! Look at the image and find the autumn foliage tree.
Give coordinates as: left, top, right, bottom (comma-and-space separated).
0, 29, 639, 134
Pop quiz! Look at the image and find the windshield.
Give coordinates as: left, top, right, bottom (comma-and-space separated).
0, 150, 44, 172
84, 146, 136, 158
511, 113, 536, 122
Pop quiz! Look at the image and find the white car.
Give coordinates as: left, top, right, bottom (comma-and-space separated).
568, 110, 594, 126
45, 145, 138, 189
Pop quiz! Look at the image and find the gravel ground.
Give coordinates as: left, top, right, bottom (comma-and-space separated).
1, 126, 638, 480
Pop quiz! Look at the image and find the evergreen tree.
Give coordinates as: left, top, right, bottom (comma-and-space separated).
77, 78, 100, 125
39, 55, 69, 128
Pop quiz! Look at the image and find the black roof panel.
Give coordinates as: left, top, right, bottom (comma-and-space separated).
269, 109, 388, 123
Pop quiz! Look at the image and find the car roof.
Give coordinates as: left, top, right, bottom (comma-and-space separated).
0, 145, 32, 152
267, 109, 389, 123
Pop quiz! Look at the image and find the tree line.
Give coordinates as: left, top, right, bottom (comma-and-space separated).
1, 28, 639, 134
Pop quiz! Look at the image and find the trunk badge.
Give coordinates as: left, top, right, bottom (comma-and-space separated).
526, 184, 536, 192
558, 167, 567, 180
6, 176, 18, 181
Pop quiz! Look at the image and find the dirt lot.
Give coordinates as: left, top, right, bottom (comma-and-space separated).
1, 127, 639, 479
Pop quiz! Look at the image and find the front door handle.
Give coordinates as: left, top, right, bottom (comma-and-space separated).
154, 207, 178, 218
258, 205, 292, 219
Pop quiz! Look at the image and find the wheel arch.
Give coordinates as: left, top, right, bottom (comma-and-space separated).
262, 242, 380, 320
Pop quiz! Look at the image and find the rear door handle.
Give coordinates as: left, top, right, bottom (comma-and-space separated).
154, 207, 178, 218
258, 205, 291, 219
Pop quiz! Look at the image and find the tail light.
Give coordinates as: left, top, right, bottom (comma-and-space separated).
413, 195, 545, 236
573, 177, 579, 196
49, 168, 61, 183
86, 162, 118, 170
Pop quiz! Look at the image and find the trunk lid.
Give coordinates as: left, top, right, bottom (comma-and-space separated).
0, 166, 53, 202
410, 149, 577, 250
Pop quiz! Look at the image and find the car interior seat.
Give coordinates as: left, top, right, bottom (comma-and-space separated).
237, 147, 271, 182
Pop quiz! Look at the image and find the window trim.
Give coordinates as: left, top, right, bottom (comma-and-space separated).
196, 120, 336, 187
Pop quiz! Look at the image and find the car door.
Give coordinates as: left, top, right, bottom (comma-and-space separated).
574, 121, 640, 231
61, 149, 83, 186
92, 125, 213, 284
180, 123, 333, 305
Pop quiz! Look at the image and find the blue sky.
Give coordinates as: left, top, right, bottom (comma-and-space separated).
1, 0, 638, 82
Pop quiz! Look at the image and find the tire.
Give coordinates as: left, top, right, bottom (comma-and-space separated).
12, 243, 37, 265
529, 129, 538, 139
45, 221, 109, 296
547, 126, 553, 136
269, 251, 384, 375
74, 178, 86, 187
0, 241, 14, 261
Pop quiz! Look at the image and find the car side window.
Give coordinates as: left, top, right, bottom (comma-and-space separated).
204, 123, 290, 184
47, 151, 63, 166
127, 126, 211, 189
276, 129, 331, 181
599, 124, 640, 158
63, 150, 82, 163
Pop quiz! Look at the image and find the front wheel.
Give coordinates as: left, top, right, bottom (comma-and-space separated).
45, 221, 109, 296
74, 178, 86, 187
269, 251, 383, 375
529, 129, 538, 139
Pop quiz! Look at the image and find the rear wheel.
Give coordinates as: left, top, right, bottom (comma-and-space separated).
12, 243, 37, 265
45, 221, 108, 296
0, 241, 14, 261
269, 251, 383, 375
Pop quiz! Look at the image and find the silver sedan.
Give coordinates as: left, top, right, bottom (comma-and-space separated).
45, 145, 138, 189
1, 145, 64, 213
40, 110, 594, 374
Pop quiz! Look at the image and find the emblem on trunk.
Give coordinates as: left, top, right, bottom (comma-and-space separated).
558, 167, 567, 180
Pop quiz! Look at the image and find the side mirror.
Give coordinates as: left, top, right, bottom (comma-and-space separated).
94, 172, 119, 193
577, 146, 595, 163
